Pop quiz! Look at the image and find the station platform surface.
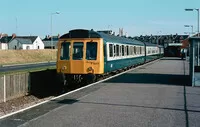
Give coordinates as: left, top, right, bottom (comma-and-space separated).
1, 57, 200, 127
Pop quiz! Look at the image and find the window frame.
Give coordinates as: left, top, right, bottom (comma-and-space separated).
60, 41, 71, 60
72, 42, 84, 60
86, 42, 98, 60
109, 44, 113, 57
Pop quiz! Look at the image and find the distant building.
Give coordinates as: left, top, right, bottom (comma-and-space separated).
181, 33, 200, 49
133, 34, 189, 57
97, 30, 113, 35
0, 34, 15, 50
42, 35, 60, 49
8, 36, 44, 50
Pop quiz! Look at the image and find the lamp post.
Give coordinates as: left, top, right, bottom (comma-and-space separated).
16, 17, 18, 35
184, 32, 191, 35
50, 12, 60, 50
184, 25, 194, 35
185, 8, 199, 65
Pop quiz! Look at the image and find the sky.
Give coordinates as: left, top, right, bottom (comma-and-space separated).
0, 0, 200, 38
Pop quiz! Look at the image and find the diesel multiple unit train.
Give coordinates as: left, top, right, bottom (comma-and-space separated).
56, 29, 164, 85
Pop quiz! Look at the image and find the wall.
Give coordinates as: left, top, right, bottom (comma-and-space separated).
33, 37, 44, 49
22, 44, 33, 50
0, 69, 61, 103
8, 39, 22, 50
43, 40, 58, 49
0, 43, 8, 50
0, 73, 29, 103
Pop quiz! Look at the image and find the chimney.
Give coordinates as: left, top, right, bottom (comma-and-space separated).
12, 33, 16, 39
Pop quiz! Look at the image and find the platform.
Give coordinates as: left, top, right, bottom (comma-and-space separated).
1, 57, 200, 127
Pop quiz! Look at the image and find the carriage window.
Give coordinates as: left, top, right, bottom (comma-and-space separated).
73, 42, 83, 60
148, 48, 151, 54
60, 42, 70, 60
124, 46, 127, 56
109, 44, 113, 57
122, 45, 124, 56
143, 47, 145, 54
134, 46, 136, 54
136, 47, 138, 54
120, 46, 122, 56
126, 46, 129, 55
140, 47, 142, 54
116, 45, 119, 56
134, 47, 136, 54
86, 42, 97, 60
137, 47, 139, 54
114, 45, 116, 56
130, 46, 133, 55
132, 46, 134, 55
152, 49, 155, 53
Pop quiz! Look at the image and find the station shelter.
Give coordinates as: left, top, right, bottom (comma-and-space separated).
188, 37, 200, 86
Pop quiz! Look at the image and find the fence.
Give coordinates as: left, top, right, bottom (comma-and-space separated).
0, 73, 29, 103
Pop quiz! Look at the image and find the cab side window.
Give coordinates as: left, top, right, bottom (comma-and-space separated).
86, 42, 97, 60
60, 42, 70, 60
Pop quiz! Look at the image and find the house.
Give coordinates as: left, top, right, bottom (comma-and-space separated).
42, 35, 59, 49
8, 36, 44, 50
0, 34, 14, 50
181, 33, 200, 49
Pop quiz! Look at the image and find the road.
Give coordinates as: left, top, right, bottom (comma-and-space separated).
0, 62, 56, 72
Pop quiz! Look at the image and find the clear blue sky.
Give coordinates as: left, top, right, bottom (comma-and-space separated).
0, 0, 200, 38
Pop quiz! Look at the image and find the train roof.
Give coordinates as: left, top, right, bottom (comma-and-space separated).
60, 29, 145, 46
143, 42, 164, 48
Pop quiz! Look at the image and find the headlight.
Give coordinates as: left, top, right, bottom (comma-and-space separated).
87, 67, 93, 72
61, 66, 67, 71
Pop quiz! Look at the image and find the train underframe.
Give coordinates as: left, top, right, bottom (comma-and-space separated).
57, 55, 162, 90
57, 64, 140, 89
57, 73, 99, 87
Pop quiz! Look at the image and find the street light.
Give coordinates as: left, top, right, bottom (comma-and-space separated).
184, 32, 190, 35
185, 8, 199, 65
185, 8, 199, 34
184, 25, 194, 35
51, 11, 60, 50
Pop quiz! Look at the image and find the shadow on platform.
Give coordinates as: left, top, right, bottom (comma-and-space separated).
160, 57, 183, 61
77, 101, 200, 113
105, 73, 190, 86
57, 99, 79, 104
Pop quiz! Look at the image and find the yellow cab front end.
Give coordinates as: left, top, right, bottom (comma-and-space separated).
57, 38, 104, 75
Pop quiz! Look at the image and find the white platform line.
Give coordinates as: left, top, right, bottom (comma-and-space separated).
0, 59, 160, 120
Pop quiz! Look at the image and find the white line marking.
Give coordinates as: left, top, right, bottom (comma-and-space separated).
0, 59, 160, 120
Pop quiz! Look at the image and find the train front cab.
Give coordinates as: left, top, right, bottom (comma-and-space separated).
57, 38, 104, 83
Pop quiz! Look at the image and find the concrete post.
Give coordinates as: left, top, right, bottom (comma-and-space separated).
3, 75, 6, 102
189, 40, 194, 86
